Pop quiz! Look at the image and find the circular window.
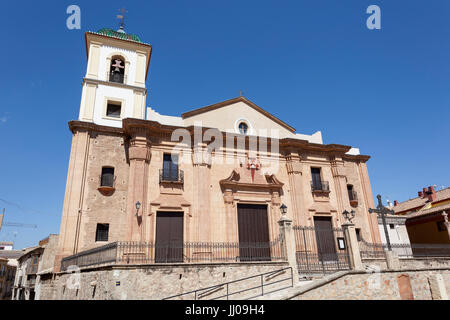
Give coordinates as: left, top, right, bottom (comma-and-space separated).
238, 122, 248, 135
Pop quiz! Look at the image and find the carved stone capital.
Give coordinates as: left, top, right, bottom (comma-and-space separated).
285, 154, 302, 175
129, 139, 151, 162
223, 189, 234, 205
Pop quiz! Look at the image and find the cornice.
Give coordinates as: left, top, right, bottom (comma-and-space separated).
85, 32, 152, 80
342, 154, 371, 163
83, 78, 147, 94
73, 118, 371, 162
68, 120, 124, 135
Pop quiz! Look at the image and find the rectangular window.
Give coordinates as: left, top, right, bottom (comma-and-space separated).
355, 228, 361, 241
162, 153, 179, 181
389, 224, 395, 229
95, 224, 109, 242
347, 185, 355, 201
106, 102, 121, 118
101, 167, 115, 187
311, 167, 322, 190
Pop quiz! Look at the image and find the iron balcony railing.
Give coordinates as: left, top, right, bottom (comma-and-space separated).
99, 174, 116, 188
310, 180, 330, 192
159, 169, 184, 183
60, 237, 286, 271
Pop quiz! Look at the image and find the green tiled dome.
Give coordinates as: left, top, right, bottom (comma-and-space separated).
96, 28, 142, 43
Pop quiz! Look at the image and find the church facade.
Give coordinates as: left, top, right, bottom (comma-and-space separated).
54, 28, 381, 270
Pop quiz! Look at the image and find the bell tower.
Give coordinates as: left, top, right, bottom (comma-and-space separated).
78, 27, 152, 127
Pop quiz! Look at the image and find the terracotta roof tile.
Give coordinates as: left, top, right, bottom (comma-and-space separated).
393, 187, 450, 214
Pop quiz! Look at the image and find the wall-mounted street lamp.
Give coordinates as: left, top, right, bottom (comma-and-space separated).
342, 209, 355, 224
135, 201, 141, 217
280, 204, 287, 216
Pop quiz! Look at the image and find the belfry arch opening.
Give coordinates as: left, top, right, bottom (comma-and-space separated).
109, 56, 125, 83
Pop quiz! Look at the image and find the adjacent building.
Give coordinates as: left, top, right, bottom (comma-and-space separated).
0, 242, 22, 300
393, 186, 450, 244
0, 242, 14, 251
54, 26, 381, 273
12, 234, 59, 300
0, 257, 16, 300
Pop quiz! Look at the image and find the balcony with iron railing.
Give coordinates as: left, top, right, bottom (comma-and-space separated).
348, 190, 358, 207
310, 180, 330, 193
159, 169, 184, 184
98, 174, 117, 196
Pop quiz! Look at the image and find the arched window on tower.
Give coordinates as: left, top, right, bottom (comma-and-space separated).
109, 56, 125, 83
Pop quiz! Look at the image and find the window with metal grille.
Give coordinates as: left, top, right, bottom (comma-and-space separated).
162, 153, 179, 181
347, 185, 355, 200
311, 167, 322, 190
101, 167, 114, 187
238, 122, 248, 135
106, 102, 121, 118
95, 224, 109, 242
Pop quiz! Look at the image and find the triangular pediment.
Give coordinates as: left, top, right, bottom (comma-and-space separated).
182, 97, 296, 135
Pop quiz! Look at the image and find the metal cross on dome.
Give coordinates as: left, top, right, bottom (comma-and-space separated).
117, 8, 128, 31
369, 194, 394, 251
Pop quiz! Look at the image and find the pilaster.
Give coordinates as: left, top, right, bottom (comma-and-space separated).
285, 151, 305, 225
126, 129, 151, 242
192, 143, 212, 242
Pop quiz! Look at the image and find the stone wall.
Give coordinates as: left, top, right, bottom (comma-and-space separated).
289, 269, 450, 300
362, 257, 450, 272
39, 262, 290, 300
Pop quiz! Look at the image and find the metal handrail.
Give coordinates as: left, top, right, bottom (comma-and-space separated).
163, 267, 293, 300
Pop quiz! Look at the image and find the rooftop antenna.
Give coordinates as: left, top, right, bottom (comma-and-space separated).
239, 90, 244, 97
117, 8, 128, 33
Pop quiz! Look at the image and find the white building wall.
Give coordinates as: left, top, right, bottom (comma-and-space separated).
97, 45, 138, 86
92, 84, 135, 127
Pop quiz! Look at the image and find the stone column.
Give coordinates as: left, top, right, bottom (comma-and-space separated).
126, 129, 151, 242
278, 214, 299, 284
342, 222, 363, 271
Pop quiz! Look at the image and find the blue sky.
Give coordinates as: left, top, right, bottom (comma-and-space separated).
1, 1, 449, 249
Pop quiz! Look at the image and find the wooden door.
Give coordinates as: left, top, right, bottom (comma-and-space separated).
314, 217, 338, 262
155, 212, 184, 263
237, 204, 270, 261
